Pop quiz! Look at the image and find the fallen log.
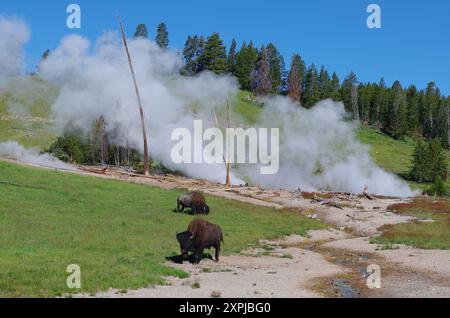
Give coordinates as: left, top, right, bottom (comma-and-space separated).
363, 185, 375, 200
78, 166, 109, 175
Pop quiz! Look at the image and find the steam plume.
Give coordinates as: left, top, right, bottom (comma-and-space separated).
0, 22, 411, 196
0, 141, 75, 170
0, 16, 30, 88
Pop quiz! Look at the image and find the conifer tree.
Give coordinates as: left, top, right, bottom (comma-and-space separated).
155, 22, 169, 48
182, 35, 201, 75
342, 72, 359, 121
227, 38, 237, 73
318, 65, 330, 99
389, 81, 408, 138
197, 33, 227, 74
266, 43, 284, 94
234, 41, 258, 90
406, 85, 420, 135
133, 24, 148, 38
327, 72, 340, 100
374, 78, 387, 128
253, 47, 272, 96
410, 139, 447, 182
302, 64, 320, 108
287, 54, 301, 102
424, 82, 441, 139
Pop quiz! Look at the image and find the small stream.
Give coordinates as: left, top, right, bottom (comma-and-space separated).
333, 278, 359, 298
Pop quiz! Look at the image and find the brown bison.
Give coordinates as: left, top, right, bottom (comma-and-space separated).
175, 192, 210, 215
176, 219, 224, 264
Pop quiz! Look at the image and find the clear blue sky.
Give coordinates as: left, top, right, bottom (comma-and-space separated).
1, 0, 449, 95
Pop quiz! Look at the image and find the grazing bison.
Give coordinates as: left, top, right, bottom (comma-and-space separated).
176, 192, 210, 215
176, 219, 224, 264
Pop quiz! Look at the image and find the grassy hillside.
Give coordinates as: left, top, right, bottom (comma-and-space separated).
356, 128, 415, 177
0, 78, 57, 149
1, 83, 449, 189
0, 160, 324, 297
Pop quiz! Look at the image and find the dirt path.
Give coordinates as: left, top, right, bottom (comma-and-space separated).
3, 160, 450, 298
78, 229, 450, 298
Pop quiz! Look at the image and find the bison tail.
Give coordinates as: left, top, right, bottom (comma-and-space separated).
220, 227, 224, 243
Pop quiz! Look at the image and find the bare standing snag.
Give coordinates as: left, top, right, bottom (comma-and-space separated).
118, 15, 150, 176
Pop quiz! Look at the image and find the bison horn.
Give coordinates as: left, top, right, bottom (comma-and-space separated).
189, 231, 194, 239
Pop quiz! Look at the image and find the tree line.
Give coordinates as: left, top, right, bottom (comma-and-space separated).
172, 28, 450, 147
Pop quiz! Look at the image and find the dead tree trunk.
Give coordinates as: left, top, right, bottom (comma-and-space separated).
225, 101, 232, 188
447, 105, 450, 147
429, 107, 433, 140
212, 103, 232, 188
351, 84, 359, 123
118, 16, 150, 176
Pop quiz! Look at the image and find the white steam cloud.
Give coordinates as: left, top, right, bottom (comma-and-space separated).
0, 141, 75, 170
0, 16, 30, 88
240, 97, 413, 196
39, 32, 242, 184
11, 23, 412, 196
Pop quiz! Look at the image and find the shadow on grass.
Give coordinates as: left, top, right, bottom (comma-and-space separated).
166, 253, 215, 265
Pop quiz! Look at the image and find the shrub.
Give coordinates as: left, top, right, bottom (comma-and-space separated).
426, 178, 449, 196
409, 139, 447, 183
47, 133, 92, 164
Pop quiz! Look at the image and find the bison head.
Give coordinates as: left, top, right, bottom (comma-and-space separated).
176, 231, 194, 257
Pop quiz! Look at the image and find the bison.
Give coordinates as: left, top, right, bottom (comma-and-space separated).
175, 192, 210, 215
176, 219, 224, 264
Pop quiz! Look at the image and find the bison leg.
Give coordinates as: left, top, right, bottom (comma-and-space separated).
194, 248, 203, 264
214, 244, 220, 262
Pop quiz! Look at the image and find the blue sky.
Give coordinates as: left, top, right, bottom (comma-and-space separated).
1, 0, 449, 95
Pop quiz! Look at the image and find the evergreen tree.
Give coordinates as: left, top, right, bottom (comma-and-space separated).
182, 35, 200, 75
253, 46, 272, 96
409, 140, 427, 182
318, 66, 330, 99
374, 78, 388, 128
389, 81, 408, 138
302, 64, 320, 108
133, 24, 148, 39
365, 83, 378, 124
266, 43, 285, 94
234, 41, 258, 90
342, 72, 359, 121
41, 49, 50, 61
37, 49, 50, 72
287, 54, 305, 102
410, 139, 447, 183
155, 22, 169, 48
327, 72, 340, 100
197, 33, 227, 74
227, 38, 237, 73
447, 96, 450, 147
436, 97, 449, 148
359, 83, 376, 124
406, 85, 420, 135
195, 36, 205, 71
424, 82, 441, 139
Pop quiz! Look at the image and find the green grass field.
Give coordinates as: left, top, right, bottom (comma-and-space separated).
0, 160, 325, 297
